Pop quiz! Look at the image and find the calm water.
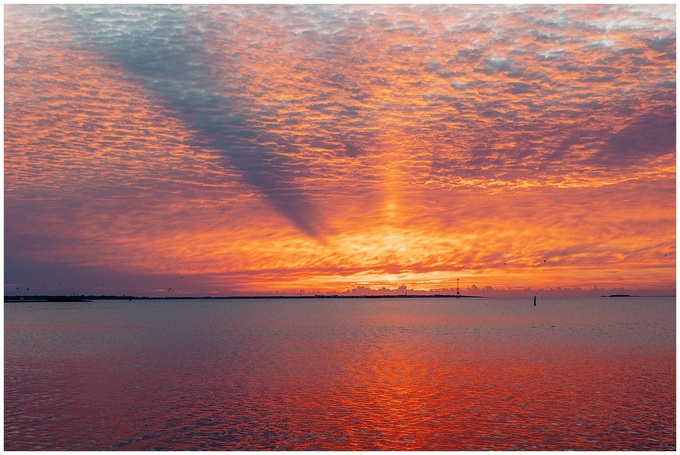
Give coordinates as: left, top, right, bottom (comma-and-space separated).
4, 297, 676, 450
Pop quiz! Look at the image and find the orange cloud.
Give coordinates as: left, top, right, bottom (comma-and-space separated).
5, 5, 675, 296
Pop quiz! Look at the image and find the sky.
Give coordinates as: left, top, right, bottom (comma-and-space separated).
4, 4, 676, 297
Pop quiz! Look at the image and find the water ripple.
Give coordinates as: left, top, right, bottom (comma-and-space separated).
5, 298, 676, 450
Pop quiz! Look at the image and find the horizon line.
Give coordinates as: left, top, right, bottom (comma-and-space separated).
4, 293, 675, 302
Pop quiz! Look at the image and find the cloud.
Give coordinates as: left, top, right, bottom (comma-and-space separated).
509, 83, 531, 94
591, 111, 676, 167
478, 56, 515, 74
5, 4, 676, 295
65, 4, 324, 237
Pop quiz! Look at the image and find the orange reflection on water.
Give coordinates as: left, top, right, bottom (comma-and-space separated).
276, 302, 677, 450
4, 298, 675, 450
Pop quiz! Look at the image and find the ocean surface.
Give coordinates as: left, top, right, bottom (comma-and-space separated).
4, 296, 676, 450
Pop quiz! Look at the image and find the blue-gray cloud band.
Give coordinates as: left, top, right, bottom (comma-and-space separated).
65, 4, 324, 237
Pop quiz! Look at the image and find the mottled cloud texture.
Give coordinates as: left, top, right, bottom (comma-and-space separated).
5, 5, 676, 296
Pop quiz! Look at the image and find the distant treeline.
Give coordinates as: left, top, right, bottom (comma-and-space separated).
5, 294, 483, 302
5, 295, 93, 302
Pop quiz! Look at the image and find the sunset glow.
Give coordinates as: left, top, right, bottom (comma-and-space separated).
5, 4, 676, 296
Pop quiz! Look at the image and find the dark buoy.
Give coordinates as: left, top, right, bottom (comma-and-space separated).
533, 295, 537, 306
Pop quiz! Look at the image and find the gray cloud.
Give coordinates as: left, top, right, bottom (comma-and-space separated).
592, 111, 676, 167
65, 4, 324, 237
509, 83, 531, 94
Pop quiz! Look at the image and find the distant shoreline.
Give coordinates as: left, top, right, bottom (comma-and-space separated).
5, 294, 671, 302
4, 294, 482, 302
